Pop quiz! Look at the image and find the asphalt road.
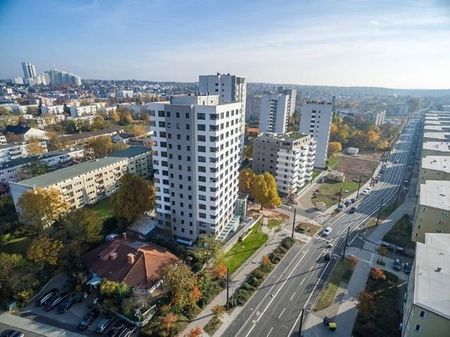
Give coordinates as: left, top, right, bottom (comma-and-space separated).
224, 118, 421, 337
0, 322, 45, 337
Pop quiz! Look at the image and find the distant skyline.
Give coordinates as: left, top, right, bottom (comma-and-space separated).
1, 0, 450, 89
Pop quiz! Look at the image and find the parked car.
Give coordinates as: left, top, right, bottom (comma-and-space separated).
361, 189, 371, 195
106, 233, 119, 241
349, 207, 357, 214
0, 330, 24, 337
119, 327, 136, 337
322, 227, 332, 236
393, 259, 402, 271
45, 292, 70, 311
350, 198, 356, 203
337, 203, 345, 211
319, 177, 325, 183
324, 252, 332, 261
79, 309, 99, 330
404, 262, 412, 274
96, 315, 115, 334
344, 200, 351, 207
36, 288, 59, 306
57, 294, 79, 314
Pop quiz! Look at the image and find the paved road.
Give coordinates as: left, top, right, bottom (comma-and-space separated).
223, 118, 421, 337
0, 322, 45, 337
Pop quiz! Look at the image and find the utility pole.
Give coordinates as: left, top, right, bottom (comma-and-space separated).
298, 307, 305, 337
342, 226, 350, 260
375, 199, 384, 226
356, 176, 362, 199
226, 267, 230, 309
291, 207, 297, 238
337, 186, 343, 205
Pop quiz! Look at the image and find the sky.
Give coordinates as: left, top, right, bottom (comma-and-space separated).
1, 0, 450, 89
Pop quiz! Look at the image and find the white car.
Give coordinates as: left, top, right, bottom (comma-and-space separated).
361, 189, 371, 195
322, 227, 332, 236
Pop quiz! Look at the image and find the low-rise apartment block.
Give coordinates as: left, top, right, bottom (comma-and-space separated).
411, 180, 450, 243
419, 156, 450, 185
402, 233, 450, 337
10, 146, 152, 213
422, 132, 450, 142
252, 132, 316, 196
0, 141, 48, 163
422, 142, 450, 157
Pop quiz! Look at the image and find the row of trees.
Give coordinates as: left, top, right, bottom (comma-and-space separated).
239, 169, 282, 208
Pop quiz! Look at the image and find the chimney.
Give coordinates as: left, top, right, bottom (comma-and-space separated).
127, 253, 136, 265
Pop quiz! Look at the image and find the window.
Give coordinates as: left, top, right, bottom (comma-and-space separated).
198, 146, 206, 152
197, 113, 205, 120
198, 124, 206, 131
415, 325, 421, 332
419, 311, 425, 318
198, 135, 206, 141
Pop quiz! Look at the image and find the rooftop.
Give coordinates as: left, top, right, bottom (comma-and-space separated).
424, 125, 450, 132
0, 147, 84, 169
258, 132, 309, 142
423, 132, 450, 141
414, 233, 450, 319
421, 156, 450, 174
419, 180, 450, 210
110, 145, 151, 158
422, 142, 450, 154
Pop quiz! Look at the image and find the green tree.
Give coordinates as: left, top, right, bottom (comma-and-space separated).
112, 174, 155, 224
92, 115, 106, 130
99, 280, 131, 299
18, 187, 68, 229
27, 235, 63, 266
64, 208, 103, 243
87, 136, 113, 157
161, 262, 198, 311
191, 233, 223, 265
63, 119, 78, 133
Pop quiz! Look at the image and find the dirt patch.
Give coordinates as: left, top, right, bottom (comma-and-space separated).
335, 152, 382, 183
296, 222, 321, 236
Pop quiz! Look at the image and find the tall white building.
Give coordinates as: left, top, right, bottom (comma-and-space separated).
22, 62, 37, 78
278, 86, 297, 116
149, 94, 243, 244
45, 69, 82, 87
299, 98, 334, 168
259, 93, 290, 134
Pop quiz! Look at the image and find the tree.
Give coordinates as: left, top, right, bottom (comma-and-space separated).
370, 267, 386, 280
262, 255, 271, 266
189, 286, 202, 305
161, 262, 198, 310
214, 262, 227, 279
63, 119, 78, 133
131, 124, 145, 137
99, 280, 131, 299
109, 110, 120, 123
244, 142, 253, 160
26, 138, 44, 155
18, 187, 68, 229
64, 208, 103, 243
87, 136, 113, 157
27, 235, 63, 265
185, 327, 202, 337
211, 305, 225, 320
92, 115, 106, 130
161, 313, 177, 334
357, 291, 375, 317
328, 141, 342, 155
191, 233, 223, 264
47, 131, 66, 150
112, 174, 155, 224
239, 168, 255, 195
251, 172, 281, 209
21, 160, 49, 178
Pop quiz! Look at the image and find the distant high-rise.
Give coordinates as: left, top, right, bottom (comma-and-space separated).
45, 69, 82, 87
278, 86, 297, 116
21, 62, 37, 78
246, 95, 262, 122
259, 93, 290, 134
299, 98, 334, 168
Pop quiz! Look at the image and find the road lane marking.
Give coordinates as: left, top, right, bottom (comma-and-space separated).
278, 307, 286, 319
267, 327, 274, 337
289, 291, 296, 301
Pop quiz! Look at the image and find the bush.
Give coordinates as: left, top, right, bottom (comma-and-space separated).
251, 268, 267, 280
281, 237, 295, 249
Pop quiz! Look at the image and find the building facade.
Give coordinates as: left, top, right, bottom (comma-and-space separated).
252, 132, 316, 195
259, 93, 289, 134
21, 62, 37, 78
278, 86, 297, 117
298, 99, 334, 168
149, 94, 243, 244
0, 141, 48, 163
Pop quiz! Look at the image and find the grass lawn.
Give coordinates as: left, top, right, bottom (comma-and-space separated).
267, 218, 283, 229
312, 181, 359, 208
311, 169, 322, 181
383, 215, 414, 249
90, 197, 114, 221
314, 257, 355, 311
224, 223, 268, 275
353, 271, 401, 337
327, 154, 341, 169
0, 235, 35, 254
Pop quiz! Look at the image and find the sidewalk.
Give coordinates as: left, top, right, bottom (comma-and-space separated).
178, 223, 291, 337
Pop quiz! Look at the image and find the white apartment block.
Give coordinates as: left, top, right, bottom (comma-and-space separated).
10, 146, 152, 213
0, 135, 6, 145
422, 142, 450, 157
0, 141, 48, 164
367, 109, 386, 126
69, 105, 100, 117
259, 93, 290, 134
252, 132, 316, 196
116, 90, 134, 99
149, 94, 243, 244
402, 234, 450, 337
299, 99, 334, 168
246, 95, 262, 122
41, 105, 66, 115
278, 86, 297, 116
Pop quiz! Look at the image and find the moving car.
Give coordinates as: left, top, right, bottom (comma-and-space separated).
393, 258, 402, 271
96, 315, 115, 334
36, 288, 59, 306
0, 330, 24, 337
322, 227, 332, 236
349, 207, 357, 214
106, 233, 119, 241
45, 292, 70, 311
79, 309, 99, 330
404, 262, 411, 274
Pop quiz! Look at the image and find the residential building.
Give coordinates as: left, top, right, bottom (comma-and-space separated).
116, 90, 134, 99
411, 180, 450, 243
45, 69, 82, 87
367, 109, 386, 126
82, 238, 178, 293
4, 125, 48, 141
252, 132, 315, 195
419, 156, 450, 185
69, 104, 99, 117
277, 86, 297, 116
0, 134, 6, 145
423, 132, 450, 142
149, 94, 243, 244
41, 105, 66, 115
0, 141, 48, 163
245, 95, 262, 122
21, 62, 37, 78
298, 98, 334, 168
259, 93, 290, 134
9, 146, 152, 213
422, 142, 450, 157
402, 233, 450, 337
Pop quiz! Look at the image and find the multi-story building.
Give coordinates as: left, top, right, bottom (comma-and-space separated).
252, 132, 315, 196
298, 98, 334, 168
9, 146, 152, 213
419, 156, 450, 185
259, 93, 290, 134
0, 134, 7, 145
0, 141, 48, 163
278, 86, 297, 116
41, 105, 66, 115
116, 90, 134, 99
149, 94, 243, 244
45, 69, 82, 87
411, 180, 450, 242
22, 62, 37, 78
422, 142, 450, 157
245, 95, 262, 122
422, 132, 450, 142
367, 109, 386, 126
402, 233, 450, 337
69, 104, 100, 117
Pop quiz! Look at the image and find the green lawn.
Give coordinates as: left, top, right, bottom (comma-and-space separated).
267, 218, 282, 229
90, 197, 114, 221
311, 169, 322, 181
315, 258, 355, 311
224, 223, 268, 275
313, 181, 359, 208
383, 215, 414, 249
0, 235, 35, 254
327, 154, 341, 169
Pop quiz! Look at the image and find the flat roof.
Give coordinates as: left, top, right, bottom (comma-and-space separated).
0, 148, 84, 170
424, 125, 450, 132
258, 132, 309, 142
419, 180, 450, 210
110, 146, 151, 158
423, 132, 450, 141
414, 233, 450, 319
421, 156, 450, 173
422, 142, 450, 153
